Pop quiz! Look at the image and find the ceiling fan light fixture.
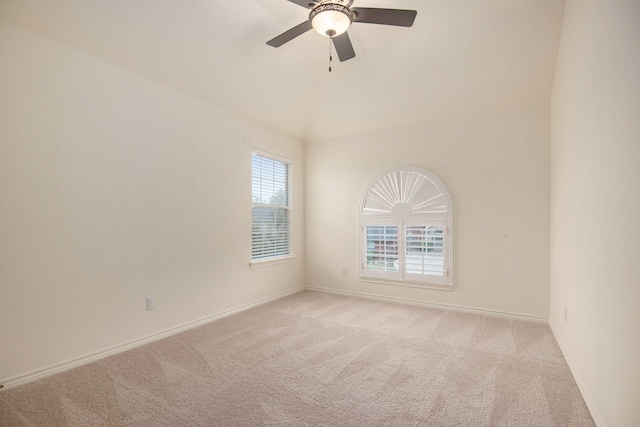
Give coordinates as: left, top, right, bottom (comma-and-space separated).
309, 3, 354, 37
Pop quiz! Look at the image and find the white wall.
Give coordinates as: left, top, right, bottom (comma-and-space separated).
305, 104, 550, 318
0, 22, 304, 384
550, 1, 640, 425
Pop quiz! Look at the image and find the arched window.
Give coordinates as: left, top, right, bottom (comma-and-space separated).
359, 166, 453, 289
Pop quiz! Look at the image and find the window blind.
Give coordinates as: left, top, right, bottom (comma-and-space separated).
251, 153, 291, 261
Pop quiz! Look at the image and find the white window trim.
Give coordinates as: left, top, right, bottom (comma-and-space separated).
250, 148, 294, 267
249, 255, 295, 269
359, 166, 453, 290
360, 278, 453, 292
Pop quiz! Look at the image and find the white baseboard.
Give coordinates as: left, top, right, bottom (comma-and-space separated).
1, 287, 304, 390
305, 286, 549, 323
550, 322, 605, 427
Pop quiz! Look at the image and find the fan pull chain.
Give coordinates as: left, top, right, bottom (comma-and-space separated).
328, 36, 333, 73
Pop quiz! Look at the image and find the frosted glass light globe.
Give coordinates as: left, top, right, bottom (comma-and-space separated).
311, 10, 350, 37
310, 5, 353, 37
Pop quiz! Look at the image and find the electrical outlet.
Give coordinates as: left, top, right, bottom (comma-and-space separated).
564, 306, 567, 322
146, 296, 156, 311
342, 267, 348, 276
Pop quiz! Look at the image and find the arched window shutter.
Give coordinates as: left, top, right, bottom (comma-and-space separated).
360, 167, 453, 289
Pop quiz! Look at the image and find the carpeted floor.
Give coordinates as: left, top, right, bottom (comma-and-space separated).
0, 291, 594, 426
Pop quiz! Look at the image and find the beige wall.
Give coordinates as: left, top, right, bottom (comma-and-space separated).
550, 0, 640, 425
0, 22, 304, 383
305, 104, 551, 318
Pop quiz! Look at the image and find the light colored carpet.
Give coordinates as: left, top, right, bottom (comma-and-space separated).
0, 291, 594, 426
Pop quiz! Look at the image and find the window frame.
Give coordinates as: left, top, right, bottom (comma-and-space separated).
250, 149, 293, 268
359, 166, 453, 290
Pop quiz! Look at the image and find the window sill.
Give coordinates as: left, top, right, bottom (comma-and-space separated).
250, 256, 295, 269
360, 276, 453, 292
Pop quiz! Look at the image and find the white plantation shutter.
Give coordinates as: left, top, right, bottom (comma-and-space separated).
362, 170, 448, 215
251, 152, 292, 261
360, 167, 453, 289
363, 220, 400, 280
403, 219, 449, 285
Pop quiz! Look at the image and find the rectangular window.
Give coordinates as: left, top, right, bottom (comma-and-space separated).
361, 219, 450, 287
405, 225, 445, 276
362, 219, 400, 280
365, 225, 399, 272
251, 152, 292, 262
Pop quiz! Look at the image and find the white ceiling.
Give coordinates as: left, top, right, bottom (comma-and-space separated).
0, 0, 566, 141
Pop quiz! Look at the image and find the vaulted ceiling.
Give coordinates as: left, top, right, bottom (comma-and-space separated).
0, 0, 565, 141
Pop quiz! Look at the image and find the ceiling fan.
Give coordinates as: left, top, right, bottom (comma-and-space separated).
266, 0, 417, 62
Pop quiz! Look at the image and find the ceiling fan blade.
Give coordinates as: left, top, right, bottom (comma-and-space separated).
352, 8, 417, 27
286, 0, 314, 8
332, 32, 355, 62
267, 21, 313, 47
